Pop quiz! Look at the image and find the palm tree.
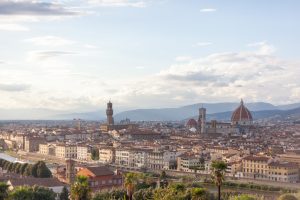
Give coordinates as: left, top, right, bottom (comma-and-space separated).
124, 172, 139, 200
70, 175, 91, 200
210, 160, 227, 200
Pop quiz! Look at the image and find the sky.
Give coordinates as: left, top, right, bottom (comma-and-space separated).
0, 0, 300, 112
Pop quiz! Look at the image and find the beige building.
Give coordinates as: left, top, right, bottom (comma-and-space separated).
99, 147, 115, 164
242, 155, 299, 183
55, 144, 77, 159
39, 143, 56, 156
77, 145, 92, 161
24, 137, 45, 152
268, 161, 299, 183
242, 155, 270, 180
177, 153, 202, 172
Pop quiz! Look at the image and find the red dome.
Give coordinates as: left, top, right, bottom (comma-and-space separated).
186, 119, 198, 127
231, 99, 253, 123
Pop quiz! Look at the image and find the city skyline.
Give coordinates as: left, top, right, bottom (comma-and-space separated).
1, 0, 300, 113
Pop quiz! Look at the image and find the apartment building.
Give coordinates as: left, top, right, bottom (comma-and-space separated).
177, 153, 202, 172
242, 155, 299, 183
77, 145, 92, 161
39, 143, 56, 156
99, 147, 115, 164
268, 161, 299, 183
242, 155, 270, 180
24, 136, 45, 152
55, 144, 77, 159
148, 149, 178, 170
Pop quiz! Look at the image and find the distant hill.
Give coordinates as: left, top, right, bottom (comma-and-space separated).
54, 110, 105, 120
203, 107, 300, 122
1, 102, 300, 121
113, 102, 277, 121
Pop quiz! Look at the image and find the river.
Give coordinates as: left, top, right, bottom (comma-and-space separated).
0, 152, 18, 162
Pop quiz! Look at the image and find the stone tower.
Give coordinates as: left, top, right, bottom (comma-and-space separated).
66, 159, 76, 184
198, 107, 206, 134
106, 101, 114, 125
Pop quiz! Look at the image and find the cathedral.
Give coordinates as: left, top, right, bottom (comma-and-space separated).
186, 99, 254, 135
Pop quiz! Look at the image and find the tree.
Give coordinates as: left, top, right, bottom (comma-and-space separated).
36, 161, 52, 178
8, 186, 56, 200
124, 172, 139, 200
91, 148, 99, 161
14, 163, 22, 174
7, 162, 14, 172
31, 185, 56, 200
20, 163, 28, 175
133, 188, 154, 200
59, 186, 69, 200
160, 170, 167, 180
210, 160, 227, 200
0, 182, 9, 200
24, 164, 33, 176
93, 189, 126, 200
70, 175, 91, 200
8, 186, 33, 200
31, 162, 39, 177
277, 194, 298, 200
190, 188, 210, 200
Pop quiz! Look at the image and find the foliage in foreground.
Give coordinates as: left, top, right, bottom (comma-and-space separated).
0, 159, 52, 178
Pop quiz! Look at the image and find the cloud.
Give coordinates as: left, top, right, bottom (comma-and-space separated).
175, 56, 192, 62
83, 44, 98, 49
0, 1, 80, 16
88, 0, 147, 8
248, 41, 276, 55
1, 42, 299, 111
0, 23, 29, 31
135, 66, 145, 69
116, 42, 299, 106
28, 51, 76, 61
200, 8, 217, 12
24, 36, 75, 46
0, 83, 30, 92
194, 42, 212, 47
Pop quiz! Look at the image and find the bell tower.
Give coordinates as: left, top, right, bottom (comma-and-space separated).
198, 107, 206, 134
106, 101, 114, 125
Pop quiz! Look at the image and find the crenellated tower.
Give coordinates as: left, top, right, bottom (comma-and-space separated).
106, 101, 114, 125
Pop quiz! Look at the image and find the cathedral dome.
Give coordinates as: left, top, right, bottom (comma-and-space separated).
231, 99, 253, 125
186, 119, 198, 127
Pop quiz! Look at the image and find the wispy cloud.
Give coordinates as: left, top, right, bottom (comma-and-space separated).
0, 23, 29, 31
200, 8, 217, 12
0, 83, 30, 92
28, 51, 76, 61
88, 0, 147, 8
248, 41, 276, 55
0, 1, 80, 16
175, 56, 192, 62
24, 36, 75, 46
83, 44, 98, 49
194, 42, 212, 47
